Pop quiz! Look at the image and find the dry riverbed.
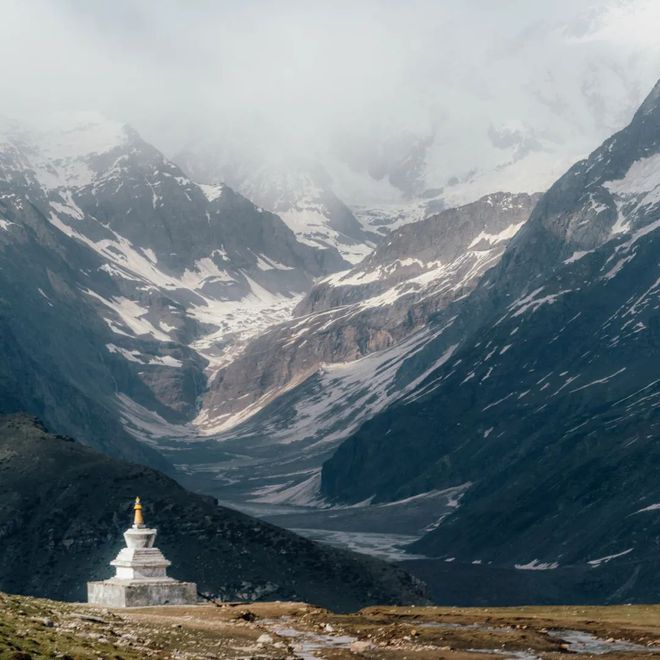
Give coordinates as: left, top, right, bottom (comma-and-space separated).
1, 592, 660, 659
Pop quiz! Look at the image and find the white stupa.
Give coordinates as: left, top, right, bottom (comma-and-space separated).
87, 497, 197, 607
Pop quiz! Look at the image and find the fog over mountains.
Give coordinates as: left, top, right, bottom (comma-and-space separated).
3, 1, 660, 210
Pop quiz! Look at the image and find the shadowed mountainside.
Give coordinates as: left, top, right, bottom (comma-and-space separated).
0, 414, 427, 613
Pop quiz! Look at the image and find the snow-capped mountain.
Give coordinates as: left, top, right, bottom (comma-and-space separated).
151, 192, 540, 518
173, 11, 660, 243
316, 79, 660, 601
0, 114, 345, 461
2, 74, 658, 606
0, 113, 546, 476
156, 78, 660, 604
175, 150, 382, 264
197, 192, 539, 434
351, 197, 446, 239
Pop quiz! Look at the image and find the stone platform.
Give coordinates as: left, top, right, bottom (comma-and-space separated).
88, 578, 197, 608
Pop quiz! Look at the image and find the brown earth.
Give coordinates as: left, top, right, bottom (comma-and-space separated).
2, 591, 660, 659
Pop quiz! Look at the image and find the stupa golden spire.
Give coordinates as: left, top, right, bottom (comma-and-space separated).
133, 497, 144, 527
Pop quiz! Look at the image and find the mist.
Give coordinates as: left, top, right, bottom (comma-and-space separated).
2, 0, 660, 204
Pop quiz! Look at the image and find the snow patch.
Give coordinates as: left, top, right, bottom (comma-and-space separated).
605, 153, 660, 197
197, 182, 224, 202
468, 221, 525, 249
507, 287, 571, 318
515, 560, 559, 571
635, 503, 660, 513
564, 250, 590, 264
587, 548, 633, 567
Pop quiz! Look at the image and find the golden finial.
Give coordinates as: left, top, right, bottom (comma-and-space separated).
133, 497, 144, 527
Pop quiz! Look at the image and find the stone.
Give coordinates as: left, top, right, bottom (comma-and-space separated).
350, 641, 373, 652
87, 497, 197, 607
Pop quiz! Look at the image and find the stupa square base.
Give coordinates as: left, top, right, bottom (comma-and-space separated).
87, 579, 197, 608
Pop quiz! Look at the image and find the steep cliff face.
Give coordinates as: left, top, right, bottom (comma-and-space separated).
0, 414, 427, 612
173, 152, 380, 264
0, 115, 345, 462
200, 193, 539, 436
318, 80, 660, 589
299, 192, 540, 315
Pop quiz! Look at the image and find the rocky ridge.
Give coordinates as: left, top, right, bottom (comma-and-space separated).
0, 114, 345, 462
174, 151, 381, 264
199, 192, 539, 436
316, 80, 660, 598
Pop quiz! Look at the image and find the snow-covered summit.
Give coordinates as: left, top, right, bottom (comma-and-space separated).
36, 112, 131, 160
175, 148, 383, 264
0, 115, 348, 461
242, 166, 376, 263
0, 112, 134, 190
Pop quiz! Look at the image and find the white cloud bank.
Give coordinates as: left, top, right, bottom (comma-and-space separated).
1, 0, 659, 204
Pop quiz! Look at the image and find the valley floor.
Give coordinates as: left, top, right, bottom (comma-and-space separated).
1, 592, 660, 659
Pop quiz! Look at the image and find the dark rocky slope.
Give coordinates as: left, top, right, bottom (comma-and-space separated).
0, 414, 427, 612
319, 80, 660, 600
0, 195, 169, 469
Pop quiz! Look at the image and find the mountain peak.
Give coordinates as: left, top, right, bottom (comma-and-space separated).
37, 112, 133, 161
1, 112, 132, 160
637, 78, 660, 117
0, 112, 137, 190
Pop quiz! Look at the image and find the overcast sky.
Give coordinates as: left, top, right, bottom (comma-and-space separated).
1, 0, 659, 203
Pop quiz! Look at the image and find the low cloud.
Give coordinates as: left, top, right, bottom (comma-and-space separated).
2, 0, 659, 203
